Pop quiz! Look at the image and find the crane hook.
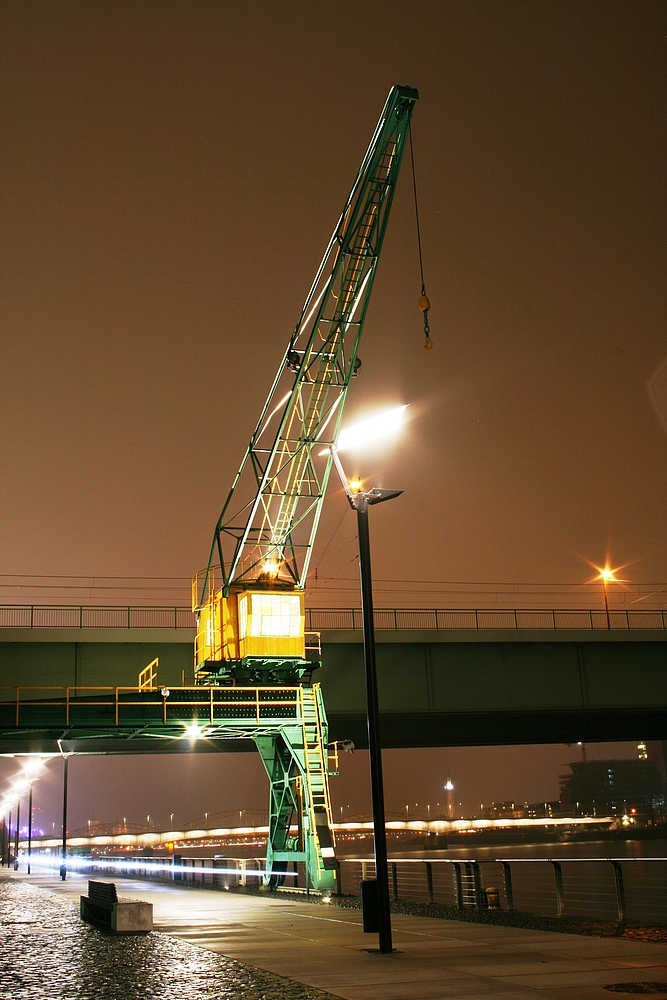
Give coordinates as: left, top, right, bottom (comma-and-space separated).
419, 285, 433, 350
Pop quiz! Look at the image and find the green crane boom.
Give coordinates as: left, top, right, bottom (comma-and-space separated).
201, 85, 418, 600
189, 86, 418, 891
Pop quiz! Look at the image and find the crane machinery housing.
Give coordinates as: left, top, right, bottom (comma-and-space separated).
192, 85, 419, 891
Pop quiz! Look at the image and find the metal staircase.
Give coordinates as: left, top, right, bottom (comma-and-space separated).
253, 682, 336, 892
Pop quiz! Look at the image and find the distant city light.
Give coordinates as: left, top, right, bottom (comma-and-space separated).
444, 781, 454, 791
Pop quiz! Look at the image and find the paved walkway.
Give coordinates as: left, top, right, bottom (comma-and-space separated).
17, 870, 667, 999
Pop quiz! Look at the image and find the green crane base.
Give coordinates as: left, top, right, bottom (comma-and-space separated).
0, 679, 338, 893
255, 682, 336, 892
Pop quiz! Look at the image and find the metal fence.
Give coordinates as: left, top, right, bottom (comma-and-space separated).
1, 605, 666, 631
337, 857, 667, 925
0, 606, 196, 629
50, 854, 667, 925
307, 608, 667, 631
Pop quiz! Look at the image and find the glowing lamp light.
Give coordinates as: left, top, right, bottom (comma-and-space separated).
348, 479, 363, 493
444, 781, 454, 791
262, 559, 279, 578
184, 722, 205, 741
591, 562, 625, 587
319, 405, 408, 456
22, 757, 44, 781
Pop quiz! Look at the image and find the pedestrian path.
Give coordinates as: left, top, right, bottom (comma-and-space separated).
19, 870, 667, 999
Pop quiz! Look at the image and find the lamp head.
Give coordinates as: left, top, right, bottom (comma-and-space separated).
320, 404, 408, 456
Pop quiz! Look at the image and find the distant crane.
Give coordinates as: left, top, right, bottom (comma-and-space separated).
192, 85, 419, 890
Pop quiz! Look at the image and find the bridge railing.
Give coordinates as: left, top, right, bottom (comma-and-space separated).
0, 606, 196, 629
0, 605, 666, 631
307, 608, 667, 631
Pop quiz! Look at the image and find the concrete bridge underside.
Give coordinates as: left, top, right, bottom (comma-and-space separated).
0, 627, 665, 752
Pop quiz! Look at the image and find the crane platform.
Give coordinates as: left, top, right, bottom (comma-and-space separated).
0, 681, 337, 891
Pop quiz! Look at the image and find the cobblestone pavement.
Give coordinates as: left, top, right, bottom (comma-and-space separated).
0, 874, 336, 999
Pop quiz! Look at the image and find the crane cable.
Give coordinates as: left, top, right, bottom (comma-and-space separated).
409, 120, 433, 351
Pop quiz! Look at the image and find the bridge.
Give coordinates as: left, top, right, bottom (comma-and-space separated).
19, 814, 613, 853
0, 605, 665, 752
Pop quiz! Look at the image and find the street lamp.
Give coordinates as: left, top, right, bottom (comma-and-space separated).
445, 780, 455, 819
328, 404, 407, 955
27, 784, 34, 874
14, 798, 20, 869
595, 566, 620, 629
60, 752, 71, 881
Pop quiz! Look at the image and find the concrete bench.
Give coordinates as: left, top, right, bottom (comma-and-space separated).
80, 880, 153, 933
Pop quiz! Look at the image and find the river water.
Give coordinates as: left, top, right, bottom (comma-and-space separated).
342, 835, 667, 862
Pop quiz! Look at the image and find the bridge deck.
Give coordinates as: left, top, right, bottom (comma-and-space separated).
0, 609, 665, 751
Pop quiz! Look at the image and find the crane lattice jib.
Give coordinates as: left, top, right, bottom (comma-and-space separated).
203, 85, 418, 600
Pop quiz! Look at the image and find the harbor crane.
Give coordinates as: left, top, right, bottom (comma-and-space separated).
191, 85, 419, 891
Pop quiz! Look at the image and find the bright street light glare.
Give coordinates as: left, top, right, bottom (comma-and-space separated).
319, 405, 407, 456
593, 564, 624, 584
185, 722, 205, 741
22, 758, 44, 780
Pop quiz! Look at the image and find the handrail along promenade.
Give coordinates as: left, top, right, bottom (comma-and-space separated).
15, 852, 667, 927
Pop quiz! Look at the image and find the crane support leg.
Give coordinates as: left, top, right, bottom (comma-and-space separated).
254, 685, 336, 893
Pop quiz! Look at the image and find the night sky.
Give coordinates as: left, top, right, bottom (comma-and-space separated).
1, 2, 665, 827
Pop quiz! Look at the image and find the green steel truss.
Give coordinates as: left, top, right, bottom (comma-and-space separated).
255, 685, 335, 890
202, 85, 418, 599
0, 682, 336, 891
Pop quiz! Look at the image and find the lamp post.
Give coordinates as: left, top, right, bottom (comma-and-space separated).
330, 443, 402, 955
60, 754, 69, 880
27, 782, 33, 874
20, 758, 44, 876
596, 567, 619, 630
445, 780, 455, 819
14, 797, 21, 870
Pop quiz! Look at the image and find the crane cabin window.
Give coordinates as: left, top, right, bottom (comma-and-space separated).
238, 593, 302, 639
238, 595, 249, 640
